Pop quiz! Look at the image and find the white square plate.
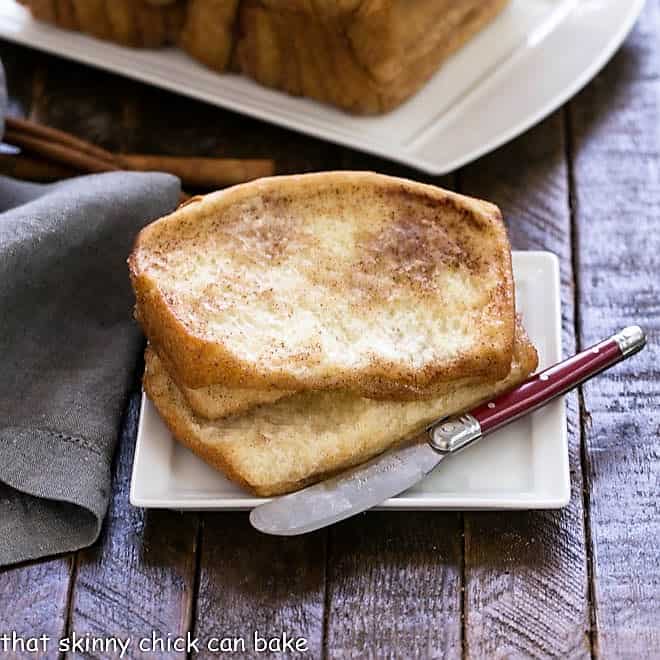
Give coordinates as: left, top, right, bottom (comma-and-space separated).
131, 251, 569, 510
0, 1, 643, 174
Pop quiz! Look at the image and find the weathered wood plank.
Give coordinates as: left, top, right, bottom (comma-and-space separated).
568, 3, 660, 656
0, 43, 74, 660
194, 516, 326, 659
117, 74, 343, 178
21, 55, 127, 153
0, 555, 73, 659
460, 113, 590, 659
325, 512, 463, 660
0, 43, 42, 119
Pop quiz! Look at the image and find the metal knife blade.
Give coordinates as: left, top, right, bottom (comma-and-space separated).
250, 326, 645, 537
0, 142, 20, 156
249, 436, 444, 536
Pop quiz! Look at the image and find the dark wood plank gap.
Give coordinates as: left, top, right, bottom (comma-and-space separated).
568, 2, 660, 656
185, 519, 204, 660
564, 102, 599, 658
0, 43, 42, 118
460, 513, 467, 660
460, 113, 590, 659
320, 528, 331, 660
20, 55, 126, 153
60, 554, 80, 660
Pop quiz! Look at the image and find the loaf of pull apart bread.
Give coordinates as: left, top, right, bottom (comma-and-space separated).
20, 0, 510, 113
129, 172, 538, 495
235, 0, 509, 113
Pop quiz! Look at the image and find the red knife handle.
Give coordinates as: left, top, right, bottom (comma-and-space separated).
470, 325, 646, 435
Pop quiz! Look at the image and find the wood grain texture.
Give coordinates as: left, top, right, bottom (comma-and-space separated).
68, 389, 198, 659
117, 76, 343, 180
460, 113, 590, 659
0, 43, 41, 119
0, 43, 74, 660
193, 516, 326, 659
324, 512, 463, 660
568, 3, 660, 656
0, 555, 73, 660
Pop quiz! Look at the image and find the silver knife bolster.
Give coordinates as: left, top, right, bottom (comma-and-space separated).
427, 414, 483, 454
612, 325, 646, 357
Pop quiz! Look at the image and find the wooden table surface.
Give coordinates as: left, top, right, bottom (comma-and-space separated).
1, 3, 658, 658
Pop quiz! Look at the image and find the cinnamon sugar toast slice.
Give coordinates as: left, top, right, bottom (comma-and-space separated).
129, 172, 516, 399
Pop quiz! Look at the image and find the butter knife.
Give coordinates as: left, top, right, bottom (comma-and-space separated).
250, 326, 646, 536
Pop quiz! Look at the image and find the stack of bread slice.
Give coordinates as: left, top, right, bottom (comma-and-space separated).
129, 172, 537, 496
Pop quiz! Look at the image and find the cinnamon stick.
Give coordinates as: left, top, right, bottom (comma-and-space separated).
5, 129, 120, 174
5, 116, 276, 188
6, 116, 118, 167
119, 154, 274, 186
0, 153, 77, 181
0, 152, 190, 204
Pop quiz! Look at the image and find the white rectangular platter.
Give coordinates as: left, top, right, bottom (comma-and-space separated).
0, 0, 643, 174
131, 251, 569, 511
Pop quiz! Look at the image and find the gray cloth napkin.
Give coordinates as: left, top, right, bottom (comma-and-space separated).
0, 63, 181, 566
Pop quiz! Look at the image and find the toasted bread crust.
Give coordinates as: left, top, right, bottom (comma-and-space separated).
149, 343, 293, 418
130, 172, 515, 398
152, 338, 500, 420
19, 0, 186, 47
143, 321, 537, 496
22, 0, 509, 114
236, 0, 509, 113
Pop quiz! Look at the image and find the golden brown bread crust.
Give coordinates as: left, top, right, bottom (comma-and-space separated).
143, 346, 257, 493
151, 339, 500, 420
143, 321, 537, 495
19, 0, 186, 47
149, 342, 293, 419
21, 0, 509, 114
234, 0, 509, 113
129, 171, 516, 398
179, 0, 240, 71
